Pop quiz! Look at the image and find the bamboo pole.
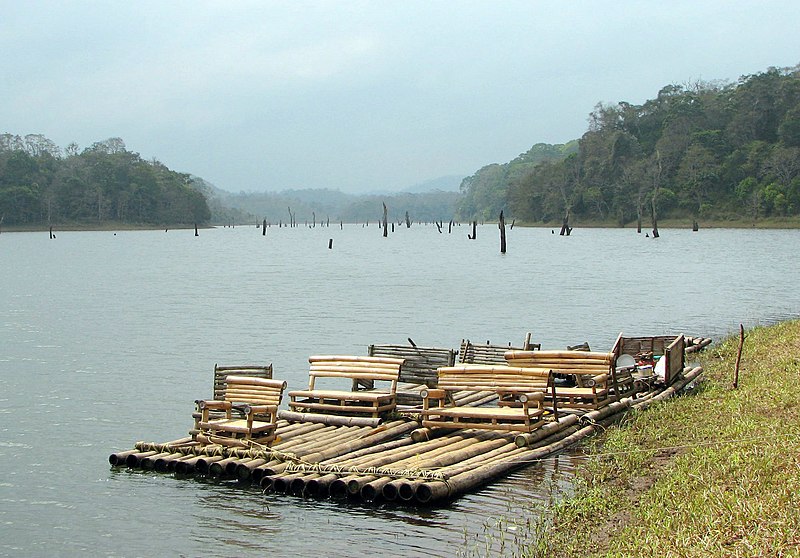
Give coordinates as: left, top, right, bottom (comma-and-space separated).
194, 455, 224, 474
298, 420, 418, 464
125, 450, 159, 468
139, 452, 173, 469
108, 448, 142, 466
733, 324, 744, 389
153, 452, 188, 472
208, 456, 240, 477
304, 473, 340, 497
250, 460, 282, 483
515, 414, 579, 447
277, 410, 382, 427
361, 477, 394, 501
235, 458, 268, 481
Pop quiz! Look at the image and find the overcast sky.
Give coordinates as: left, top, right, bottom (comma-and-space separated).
1, 1, 797, 194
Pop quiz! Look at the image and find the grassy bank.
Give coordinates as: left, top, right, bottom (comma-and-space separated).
512, 321, 800, 557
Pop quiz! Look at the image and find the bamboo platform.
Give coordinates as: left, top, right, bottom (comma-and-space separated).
110, 363, 705, 506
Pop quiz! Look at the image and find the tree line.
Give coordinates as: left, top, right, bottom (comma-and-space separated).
0, 135, 210, 227
457, 64, 800, 228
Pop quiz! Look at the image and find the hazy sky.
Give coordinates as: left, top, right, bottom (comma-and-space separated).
1, 1, 798, 194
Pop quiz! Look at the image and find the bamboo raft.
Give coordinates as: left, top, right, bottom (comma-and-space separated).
110, 334, 712, 506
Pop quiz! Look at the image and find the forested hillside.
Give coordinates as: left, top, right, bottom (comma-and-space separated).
0, 135, 210, 227
458, 65, 800, 227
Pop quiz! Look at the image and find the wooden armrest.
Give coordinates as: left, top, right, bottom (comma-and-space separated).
593, 373, 609, 384
243, 404, 278, 416
518, 392, 544, 403
197, 400, 232, 411
421, 388, 446, 399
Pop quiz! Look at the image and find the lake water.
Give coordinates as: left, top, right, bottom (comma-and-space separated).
1, 224, 798, 557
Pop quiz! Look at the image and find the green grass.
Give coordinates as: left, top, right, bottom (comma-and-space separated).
486, 321, 800, 557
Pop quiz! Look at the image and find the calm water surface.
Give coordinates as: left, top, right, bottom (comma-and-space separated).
1, 225, 798, 556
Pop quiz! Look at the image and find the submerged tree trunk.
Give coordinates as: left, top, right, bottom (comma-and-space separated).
499, 211, 506, 254
559, 209, 572, 236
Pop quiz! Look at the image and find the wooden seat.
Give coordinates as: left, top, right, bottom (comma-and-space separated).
287, 355, 404, 418
505, 350, 615, 410
420, 365, 555, 433
195, 375, 287, 448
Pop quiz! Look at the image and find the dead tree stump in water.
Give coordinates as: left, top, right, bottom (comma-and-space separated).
194, 224, 198, 237
262, 219, 267, 236
468, 220, 477, 240
382, 203, 388, 238
499, 211, 506, 254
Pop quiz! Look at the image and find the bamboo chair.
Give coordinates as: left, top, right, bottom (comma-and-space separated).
195, 376, 287, 448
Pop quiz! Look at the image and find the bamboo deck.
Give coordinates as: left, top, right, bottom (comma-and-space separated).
110, 359, 707, 506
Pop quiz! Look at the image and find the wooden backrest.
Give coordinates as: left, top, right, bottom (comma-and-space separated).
436, 364, 551, 393
214, 364, 273, 400
223, 375, 287, 406
458, 339, 523, 365
664, 334, 685, 385
616, 335, 680, 357
307, 355, 403, 392
505, 350, 614, 376
368, 344, 456, 386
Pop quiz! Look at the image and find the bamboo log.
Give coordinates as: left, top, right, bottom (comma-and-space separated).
271, 473, 304, 494
361, 477, 393, 502
209, 456, 240, 477
277, 410, 382, 427
632, 366, 703, 410
195, 455, 225, 474
289, 426, 372, 457
304, 473, 340, 497
322, 436, 414, 465
382, 479, 404, 500
140, 452, 173, 469
289, 474, 320, 496
299, 420, 418, 464
125, 450, 159, 468
514, 414, 579, 447
153, 452, 188, 472
235, 458, 268, 481
250, 460, 282, 483
108, 448, 141, 466
174, 455, 205, 474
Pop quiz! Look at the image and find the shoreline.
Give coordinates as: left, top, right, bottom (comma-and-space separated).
3, 218, 800, 233
504, 320, 800, 557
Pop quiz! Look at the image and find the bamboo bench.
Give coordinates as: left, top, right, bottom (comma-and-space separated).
287, 355, 404, 418
195, 375, 287, 447
505, 350, 615, 410
368, 343, 456, 406
420, 365, 555, 433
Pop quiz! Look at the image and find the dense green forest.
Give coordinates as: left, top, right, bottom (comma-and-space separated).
0, 135, 210, 227
457, 64, 800, 227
